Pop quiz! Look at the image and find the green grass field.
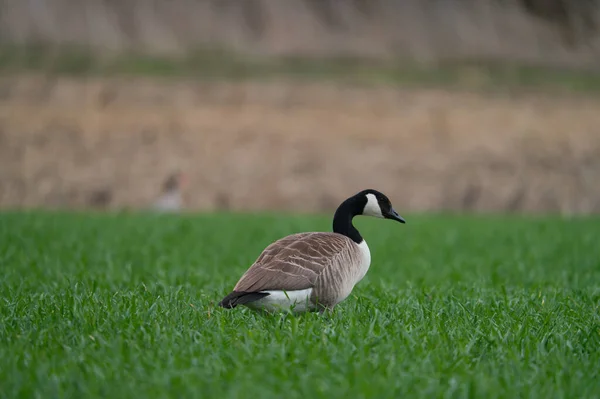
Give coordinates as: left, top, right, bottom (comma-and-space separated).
1, 211, 599, 398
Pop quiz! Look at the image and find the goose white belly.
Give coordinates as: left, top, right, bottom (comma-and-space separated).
245, 288, 316, 313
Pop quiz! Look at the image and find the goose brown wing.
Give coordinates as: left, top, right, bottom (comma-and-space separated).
233, 232, 353, 292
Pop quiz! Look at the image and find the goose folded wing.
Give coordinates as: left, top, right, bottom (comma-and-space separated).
233, 233, 349, 293
233, 259, 321, 292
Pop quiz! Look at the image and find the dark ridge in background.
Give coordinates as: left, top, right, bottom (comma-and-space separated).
0, 0, 598, 68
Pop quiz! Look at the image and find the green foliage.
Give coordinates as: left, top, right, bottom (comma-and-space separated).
1, 44, 600, 93
1, 211, 599, 398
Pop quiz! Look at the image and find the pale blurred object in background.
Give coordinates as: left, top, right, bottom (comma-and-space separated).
152, 172, 188, 212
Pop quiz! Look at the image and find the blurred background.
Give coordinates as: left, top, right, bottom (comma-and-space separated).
0, 0, 599, 215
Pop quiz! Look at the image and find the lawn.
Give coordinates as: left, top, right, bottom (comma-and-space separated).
1, 211, 599, 398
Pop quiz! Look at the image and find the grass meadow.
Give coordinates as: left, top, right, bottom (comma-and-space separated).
1, 211, 599, 398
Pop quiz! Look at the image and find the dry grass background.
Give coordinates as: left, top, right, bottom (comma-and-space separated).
2, 75, 600, 214
1, 0, 600, 214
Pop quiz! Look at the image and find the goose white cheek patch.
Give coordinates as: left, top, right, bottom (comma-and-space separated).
363, 193, 383, 218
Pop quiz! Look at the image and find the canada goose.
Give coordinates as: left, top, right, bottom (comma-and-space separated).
218, 189, 405, 313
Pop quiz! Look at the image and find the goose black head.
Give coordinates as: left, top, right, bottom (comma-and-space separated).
356, 189, 406, 223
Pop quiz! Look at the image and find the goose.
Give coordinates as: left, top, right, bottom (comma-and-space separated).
218, 189, 406, 313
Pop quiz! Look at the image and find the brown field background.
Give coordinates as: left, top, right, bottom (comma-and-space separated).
1, 0, 600, 214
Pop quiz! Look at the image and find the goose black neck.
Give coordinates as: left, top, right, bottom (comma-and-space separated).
332, 197, 363, 244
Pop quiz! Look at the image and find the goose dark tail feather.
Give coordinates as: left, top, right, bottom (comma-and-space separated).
218, 291, 270, 308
